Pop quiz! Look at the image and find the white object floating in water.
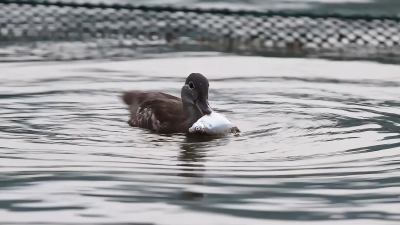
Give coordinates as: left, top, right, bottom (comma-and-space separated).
189, 112, 240, 135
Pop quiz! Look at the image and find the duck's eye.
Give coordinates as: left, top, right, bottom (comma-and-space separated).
189, 81, 195, 89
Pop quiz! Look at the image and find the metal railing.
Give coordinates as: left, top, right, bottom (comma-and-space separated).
1, 0, 400, 63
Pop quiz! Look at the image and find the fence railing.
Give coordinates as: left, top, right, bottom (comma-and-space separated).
1, 0, 400, 63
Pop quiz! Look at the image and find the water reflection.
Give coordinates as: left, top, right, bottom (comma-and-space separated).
177, 135, 224, 201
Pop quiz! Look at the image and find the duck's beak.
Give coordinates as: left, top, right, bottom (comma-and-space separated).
195, 98, 212, 115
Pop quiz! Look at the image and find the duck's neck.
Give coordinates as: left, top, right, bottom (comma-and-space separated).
182, 102, 204, 127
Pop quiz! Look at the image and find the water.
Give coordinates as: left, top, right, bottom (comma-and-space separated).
1, 54, 400, 224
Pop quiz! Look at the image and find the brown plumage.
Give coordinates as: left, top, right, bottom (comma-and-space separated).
122, 91, 189, 133
122, 73, 213, 134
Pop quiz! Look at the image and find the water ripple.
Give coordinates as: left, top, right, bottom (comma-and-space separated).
1, 56, 400, 224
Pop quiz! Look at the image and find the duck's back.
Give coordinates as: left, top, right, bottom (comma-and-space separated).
122, 91, 188, 134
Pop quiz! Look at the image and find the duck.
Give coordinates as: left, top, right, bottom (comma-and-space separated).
122, 73, 239, 135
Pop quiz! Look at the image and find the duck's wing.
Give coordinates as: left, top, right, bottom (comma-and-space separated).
122, 91, 186, 133
122, 91, 180, 115
130, 98, 187, 133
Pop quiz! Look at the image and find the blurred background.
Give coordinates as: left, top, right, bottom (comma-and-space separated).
1, 0, 400, 225
71, 0, 400, 15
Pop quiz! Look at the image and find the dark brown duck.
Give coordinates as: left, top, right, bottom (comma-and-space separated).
122, 73, 214, 134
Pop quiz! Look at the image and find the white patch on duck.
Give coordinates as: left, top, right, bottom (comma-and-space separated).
189, 112, 240, 136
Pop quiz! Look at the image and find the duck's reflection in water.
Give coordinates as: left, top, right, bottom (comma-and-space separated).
177, 135, 228, 201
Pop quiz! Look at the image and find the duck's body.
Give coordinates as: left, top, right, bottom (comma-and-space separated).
122, 91, 195, 134
122, 73, 239, 135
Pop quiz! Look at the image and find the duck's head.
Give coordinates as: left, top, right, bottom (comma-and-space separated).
181, 73, 213, 116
